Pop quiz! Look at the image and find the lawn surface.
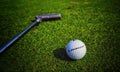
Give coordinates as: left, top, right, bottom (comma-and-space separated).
0, 0, 120, 72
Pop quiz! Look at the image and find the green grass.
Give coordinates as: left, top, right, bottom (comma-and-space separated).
0, 0, 120, 72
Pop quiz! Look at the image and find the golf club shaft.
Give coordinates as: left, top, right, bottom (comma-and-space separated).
0, 19, 40, 53
0, 14, 61, 53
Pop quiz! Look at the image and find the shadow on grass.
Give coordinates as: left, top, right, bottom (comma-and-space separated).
53, 48, 74, 61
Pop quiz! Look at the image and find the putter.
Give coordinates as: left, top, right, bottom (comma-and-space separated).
0, 14, 61, 53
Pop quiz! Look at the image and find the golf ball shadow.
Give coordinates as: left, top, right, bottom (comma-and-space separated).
53, 48, 75, 61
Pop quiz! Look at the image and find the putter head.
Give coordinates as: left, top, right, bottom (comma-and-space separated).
36, 14, 61, 21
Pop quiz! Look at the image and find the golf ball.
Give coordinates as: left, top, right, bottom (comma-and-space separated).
66, 39, 86, 60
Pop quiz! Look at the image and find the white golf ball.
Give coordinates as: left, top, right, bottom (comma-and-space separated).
66, 39, 86, 60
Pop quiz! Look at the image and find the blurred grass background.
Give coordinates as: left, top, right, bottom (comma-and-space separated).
0, 0, 120, 72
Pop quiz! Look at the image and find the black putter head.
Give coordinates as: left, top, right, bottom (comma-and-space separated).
36, 14, 61, 21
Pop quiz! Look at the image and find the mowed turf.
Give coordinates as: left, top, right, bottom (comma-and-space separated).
0, 0, 120, 71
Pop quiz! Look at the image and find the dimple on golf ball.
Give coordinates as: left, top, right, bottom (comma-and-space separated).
66, 39, 86, 60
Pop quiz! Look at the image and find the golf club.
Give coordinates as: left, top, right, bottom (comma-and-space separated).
0, 14, 61, 53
